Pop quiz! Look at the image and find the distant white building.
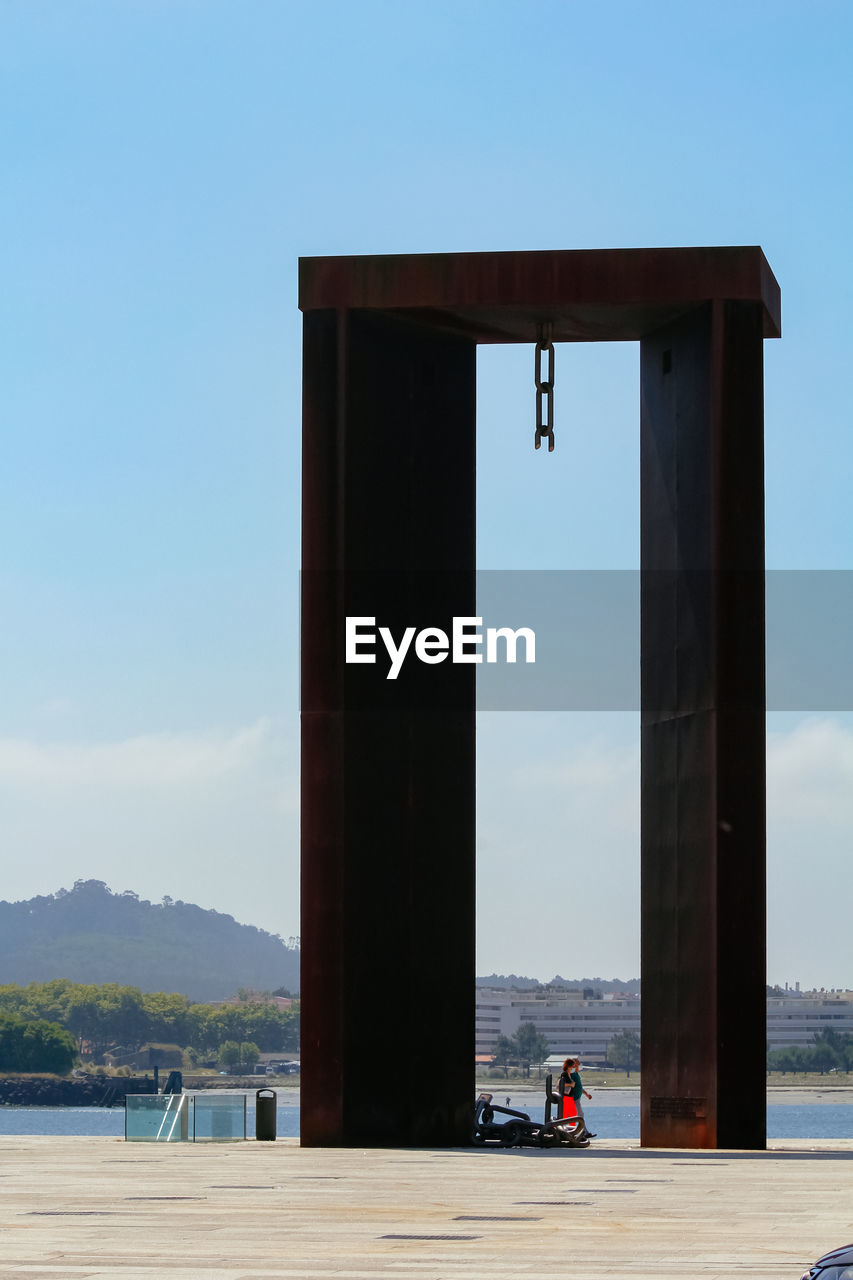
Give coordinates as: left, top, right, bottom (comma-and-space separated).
476, 987, 639, 1065
476, 987, 853, 1064
766, 991, 853, 1051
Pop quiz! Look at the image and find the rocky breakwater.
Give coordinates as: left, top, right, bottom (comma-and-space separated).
0, 1075, 157, 1106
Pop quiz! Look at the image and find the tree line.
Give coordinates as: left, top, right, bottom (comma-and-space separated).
767, 1028, 853, 1074
0, 980, 298, 1069
491, 1024, 553, 1076
490, 1028, 641, 1077
490, 1024, 853, 1080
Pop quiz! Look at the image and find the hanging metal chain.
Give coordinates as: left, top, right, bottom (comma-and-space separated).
534, 321, 555, 452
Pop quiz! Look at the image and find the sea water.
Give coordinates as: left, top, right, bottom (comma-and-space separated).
0, 1098, 301, 1139
491, 1102, 853, 1140
2, 1101, 853, 1140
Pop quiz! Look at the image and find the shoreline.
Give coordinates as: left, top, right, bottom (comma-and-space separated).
4, 1080, 853, 1108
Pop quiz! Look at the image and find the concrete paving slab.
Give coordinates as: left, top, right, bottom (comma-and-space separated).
1, 1137, 852, 1280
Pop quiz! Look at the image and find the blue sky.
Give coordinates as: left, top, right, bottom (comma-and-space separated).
2, 1, 852, 986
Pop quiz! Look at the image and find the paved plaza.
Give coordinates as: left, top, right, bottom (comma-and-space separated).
2, 1136, 852, 1279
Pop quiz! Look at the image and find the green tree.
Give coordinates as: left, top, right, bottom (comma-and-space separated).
218, 1041, 242, 1072
812, 1028, 851, 1072
212, 1004, 252, 1044
217, 1040, 260, 1073
810, 1036, 840, 1075
768, 1047, 807, 1075
239, 1041, 261, 1071
492, 1034, 516, 1078
837, 1033, 853, 1072
64, 986, 103, 1055
790, 1047, 810, 1073
0, 984, 30, 1017
242, 1003, 298, 1051
0, 979, 75, 1025
21, 1019, 78, 1073
92, 984, 147, 1054
513, 1024, 551, 1077
187, 1004, 218, 1056
143, 992, 191, 1046
607, 1030, 641, 1076
0, 1011, 77, 1074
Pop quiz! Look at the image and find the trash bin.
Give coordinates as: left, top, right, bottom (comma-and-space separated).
255, 1088, 277, 1141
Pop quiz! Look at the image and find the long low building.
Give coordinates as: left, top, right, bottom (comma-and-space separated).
476, 988, 640, 1064
766, 993, 853, 1051
476, 987, 853, 1064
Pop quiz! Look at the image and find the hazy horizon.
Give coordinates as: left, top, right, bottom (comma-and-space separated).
3, 877, 848, 999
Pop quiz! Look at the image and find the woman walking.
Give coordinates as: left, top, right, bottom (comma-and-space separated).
560, 1056, 595, 1139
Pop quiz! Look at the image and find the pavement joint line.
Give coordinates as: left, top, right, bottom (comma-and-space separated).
4, 1134, 852, 1280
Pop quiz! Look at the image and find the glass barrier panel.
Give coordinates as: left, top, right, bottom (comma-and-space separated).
125, 1094, 192, 1142
192, 1093, 246, 1142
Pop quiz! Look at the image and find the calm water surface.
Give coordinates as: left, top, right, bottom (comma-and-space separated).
496, 1103, 853, 1140
1, 1101, 852, 1139
0, 1099, 300, 1138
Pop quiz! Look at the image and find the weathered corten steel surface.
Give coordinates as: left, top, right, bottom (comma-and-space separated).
299, 246, 779, 1151
640, 301, 768, 1148
301, 308, 475, 1147
299, 246, 781, 341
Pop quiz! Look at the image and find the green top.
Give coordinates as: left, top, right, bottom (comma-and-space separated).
569, 1070, 583, 1101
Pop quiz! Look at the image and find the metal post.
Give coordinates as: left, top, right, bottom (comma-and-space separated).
301, 309, 476, 1145
640, 301, 766, 1148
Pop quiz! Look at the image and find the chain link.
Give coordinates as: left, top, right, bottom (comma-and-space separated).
534, 321, 555, 452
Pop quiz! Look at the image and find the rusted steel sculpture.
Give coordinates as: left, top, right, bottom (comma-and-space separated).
300, 247, 780, 1148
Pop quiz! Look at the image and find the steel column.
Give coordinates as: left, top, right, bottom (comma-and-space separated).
301, 309, 476, 1146
640, 301, 766, 1148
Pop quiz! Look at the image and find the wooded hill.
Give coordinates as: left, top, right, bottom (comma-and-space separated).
0, 880, 299, 1002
